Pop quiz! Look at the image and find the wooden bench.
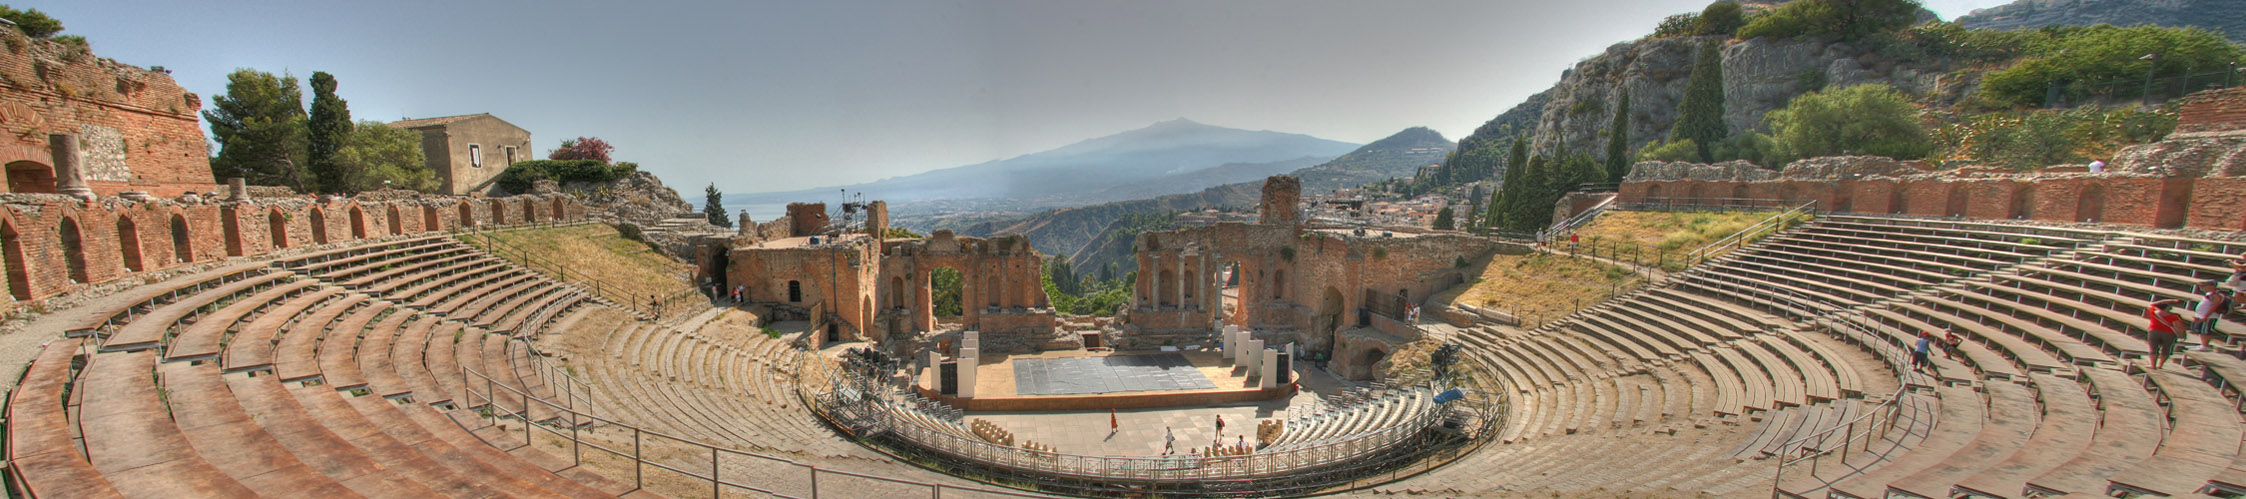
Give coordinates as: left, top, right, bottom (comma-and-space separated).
313, 305, 388, 389
1888, 381, 2038, 498
101, 272, 290, 351
221, 288, 343, 371
5, 338, 126, 498
62, 264, 269, 336
165, 280, 319, 362
2024, 369, 2164, 495
77, 350, 261, 497
2106, 369, 2244, 496
1952, 373, 2096, 498
155, 360, 360, 496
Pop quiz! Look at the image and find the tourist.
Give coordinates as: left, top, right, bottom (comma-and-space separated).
734, 284, 745, 303
2194, 281, 2231, 351
1110, 408, 1118, 435
1237, 434, 1248, 452
1911, 332, 1932, 373
2088, 158, 2106, 174
2225, 251, 2246, 291
1215, 415, 1225, 438
2148, 299, 2187, 370
1941, 329, 1963, 361
1165, 427, 1175, 455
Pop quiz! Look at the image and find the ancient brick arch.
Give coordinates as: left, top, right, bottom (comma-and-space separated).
267, 209, 289, 250
4, 160, 54, 194
386, 205, 403, 236
308, 207, 329, 245
423, 206, 441, 232
169, 213, 192, 264
489, 199, 508, 224
519, 199, 534, 223
551, 198, 566, 220
2, 218, 27, 301
348, 205, 367, 240
115, 215, 143, 273
57, 217, 86, 284
458, 203, 476, 227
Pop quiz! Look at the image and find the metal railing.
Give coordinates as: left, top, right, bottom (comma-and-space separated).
1680, 200, 1817, 269
457, 361, 1057, 499
456, 221, 701, 319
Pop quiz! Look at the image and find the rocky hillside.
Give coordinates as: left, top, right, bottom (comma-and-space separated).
1958, 0, 2246, 43
1511, 34, 1941, 160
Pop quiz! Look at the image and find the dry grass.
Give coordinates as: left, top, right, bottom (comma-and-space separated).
1431, 252, 1632, 324
461, 223, 692, 307
1569, 210, 1811, 271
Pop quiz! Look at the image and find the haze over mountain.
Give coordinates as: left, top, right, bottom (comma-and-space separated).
951, 126, 1454, 276
726, 119, 1357, 213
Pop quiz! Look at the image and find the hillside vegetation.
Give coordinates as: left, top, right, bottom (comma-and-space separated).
459, 223, 693, 308
1433, 252, 1634, 327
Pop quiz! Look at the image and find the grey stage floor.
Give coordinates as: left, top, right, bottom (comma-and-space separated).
1012, 354, 1218, 395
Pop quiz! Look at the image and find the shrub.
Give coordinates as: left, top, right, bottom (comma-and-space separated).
1636, 139, 1702, 163
1763, 83, 1932, 161
1978, 25, 2242, 108
0, 6, 63, 38
1932, 105, 2176, 170
1737, 0, 1922, 41
494, 159, 634, 193
1697, 2, 1748, 37
1653, 13, 1702, 39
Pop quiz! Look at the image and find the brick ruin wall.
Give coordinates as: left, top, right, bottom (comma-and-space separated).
2178, 87, 2246, 135
0, 30, 214, 196
1617, 175, 2237, 228
722, 228, 1058, 352
0, 193, 587, 305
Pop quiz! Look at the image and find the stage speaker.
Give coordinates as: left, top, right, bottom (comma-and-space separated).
940, 360, 959, 395
1276, 356, 1292, 384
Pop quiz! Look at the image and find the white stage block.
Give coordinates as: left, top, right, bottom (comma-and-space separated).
1260, 349, 1280, 388
959, 346, 978, 398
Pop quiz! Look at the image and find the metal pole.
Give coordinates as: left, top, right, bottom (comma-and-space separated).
712, 447, 720, 499
634, 428, 643, 489
2143, 53, 2161, 106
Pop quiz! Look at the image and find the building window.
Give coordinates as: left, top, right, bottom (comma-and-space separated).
470, 144, 483, 168
504, 146, 517, 166
788, 281, 802, 302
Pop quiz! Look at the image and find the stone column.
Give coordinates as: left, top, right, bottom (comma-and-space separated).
1260, 349, 1280, 388
738, 210, 754, 235
49, 134, 91, 199
228, 177, 249, 201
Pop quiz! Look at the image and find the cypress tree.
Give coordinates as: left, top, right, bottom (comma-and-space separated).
703, 184, 732, 228
1431, 207, 1456, 230
306, 71, 353, 193
1604, 88, 1632, 183
1669, 41, 1728, 163
1463, 184, 1484, 228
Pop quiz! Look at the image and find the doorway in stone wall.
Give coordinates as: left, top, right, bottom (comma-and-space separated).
1217, 260, 1243, 326
1315, 286, 1343, 351
1357, 348, 1387, 381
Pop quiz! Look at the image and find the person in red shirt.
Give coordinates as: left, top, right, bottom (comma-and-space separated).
2148, 299, 2188, 370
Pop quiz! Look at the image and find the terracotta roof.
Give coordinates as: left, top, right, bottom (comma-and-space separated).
386, 113, 491, 129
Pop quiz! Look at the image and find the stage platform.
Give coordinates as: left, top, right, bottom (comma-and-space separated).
917, 349, 1291, 411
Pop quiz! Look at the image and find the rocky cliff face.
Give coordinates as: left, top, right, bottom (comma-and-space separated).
563, 170, 693, 227
1958, 0, 2244, 43
1524, 36, 1943, 161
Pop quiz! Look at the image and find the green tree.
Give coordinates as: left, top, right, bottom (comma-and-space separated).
703, 184, 732, 228
1737, 0, 1923, 41
1764, 83, 1932, 162
305, 72, 355, 194
204, 69, 309, 190
1431, 207, 1456, 230
1670, 41, 1728, 163
1463, 184, 1484, 228
0, 5, 63, 38
1979, 25, 2242, 107
336, 120, 434, 192
1697, 2, 1747, 37
931, 266, 963, 317
1604, 88, 1632, 182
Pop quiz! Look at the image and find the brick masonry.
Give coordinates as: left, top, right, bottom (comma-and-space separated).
0, 193, 587, 304
2178, 87, 2246, 135
1620, 174, 2224, 228
0, 29, 214, 197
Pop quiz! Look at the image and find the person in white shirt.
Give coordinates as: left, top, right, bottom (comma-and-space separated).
2194, 281, 2231, 351
2088, 159, 2106, 173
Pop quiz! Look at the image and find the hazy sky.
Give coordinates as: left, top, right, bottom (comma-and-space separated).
40, 0, 2012, 194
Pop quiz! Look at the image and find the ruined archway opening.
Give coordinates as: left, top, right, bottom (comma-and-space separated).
170, 215, 192, 263
116, 216, 144, 273
459, 203, 476, 228
1316, 286, 1343, 351
788, 280, 804, 303
268, 211, 289, 250
349, 206, 367, 239
930, 266, 963, 319
309, 208, 329, 245
1272, 269, 1287, 300
58, 218, 87, 284
1357, 348, 1388, 382
889, 276, 906, 311
387, 206, 404, 236
1155, 269, 1176, 307
4, 161, 55, 194
1217, 260, 1243, 325
3, 221, 29, 300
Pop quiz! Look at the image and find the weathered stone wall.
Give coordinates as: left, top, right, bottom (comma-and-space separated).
1620, 174, 2214, 227
0, 30, 213, 197
2177, 87, 2246, 135
0, 192, 584, 304
1257, 175, 1301, 224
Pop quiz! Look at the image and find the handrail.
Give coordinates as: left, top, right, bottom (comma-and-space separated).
1545, 194, 1620, 238
458, 362, 1058, 499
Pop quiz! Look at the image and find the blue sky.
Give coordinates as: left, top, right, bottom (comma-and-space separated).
35, 0, 2013, 194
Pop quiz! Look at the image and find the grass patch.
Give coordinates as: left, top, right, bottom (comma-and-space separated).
1432, 252, 1635, 325
460, 223, 692, 308
1570, 210, 1810, 271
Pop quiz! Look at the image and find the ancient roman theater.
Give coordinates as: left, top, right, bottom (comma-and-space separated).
14, 18, 2246, 499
